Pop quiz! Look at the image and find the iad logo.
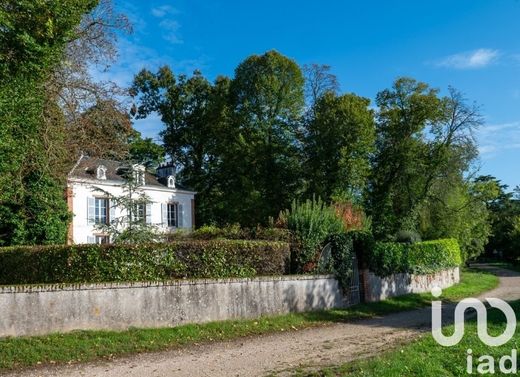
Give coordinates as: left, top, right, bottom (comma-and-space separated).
431, 286, 518, 374
431, 287, 516, 347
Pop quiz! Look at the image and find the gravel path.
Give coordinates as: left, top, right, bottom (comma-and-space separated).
6, 265, 520, 377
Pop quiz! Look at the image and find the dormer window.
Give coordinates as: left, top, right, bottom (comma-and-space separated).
132, 164, 145, 186
137, 171, 145, 185
96, 165, 107, 180
167, 175, 176, 188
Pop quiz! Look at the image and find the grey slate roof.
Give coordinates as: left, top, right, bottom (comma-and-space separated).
68, 156, 193, 191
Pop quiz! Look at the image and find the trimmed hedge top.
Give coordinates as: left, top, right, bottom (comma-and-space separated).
0, 240, 290, 285
367, 238, 462, 277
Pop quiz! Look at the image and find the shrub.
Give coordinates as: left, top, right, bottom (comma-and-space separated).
167, 224, 290, 242
319, 233, 355, 292
250, 226, 291, 242
191, 224, 232, 240
333, 201, 367, 231
0, 240, 290, 285
278, 197, 344, 273
368, 238, 462, 277
395, 230, 422, 244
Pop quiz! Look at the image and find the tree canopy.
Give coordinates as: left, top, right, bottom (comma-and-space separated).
304, 92, 375, 201
0, 0, 99, 245
1, 2, 514, 264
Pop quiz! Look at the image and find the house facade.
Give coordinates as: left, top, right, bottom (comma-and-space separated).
67, 156, 196, 244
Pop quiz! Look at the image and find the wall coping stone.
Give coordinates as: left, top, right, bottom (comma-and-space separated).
0, 274, 336, 294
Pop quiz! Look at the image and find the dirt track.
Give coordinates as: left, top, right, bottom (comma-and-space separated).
6, 265, 520, 377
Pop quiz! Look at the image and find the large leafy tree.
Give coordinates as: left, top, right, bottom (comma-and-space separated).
303, 92, 375, 201
132, 51, 306, 227
131, 68, 230, 225
368, 78, 443, 238
128, 132, 165, 169
0, 0, 98, 245
368, 78, 481, 239
418, 176, 497, 262
225, 50, 305, 225
481, 177, 520, 260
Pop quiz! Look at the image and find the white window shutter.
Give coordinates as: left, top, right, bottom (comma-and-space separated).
178, 203, 183, 228
87, 236, 96, 244
161, 203, 167, 227
87, 197, 95, 224
146, 203, 152, 224
109, 199, 116, 224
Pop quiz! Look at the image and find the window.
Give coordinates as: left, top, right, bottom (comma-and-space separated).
167, 203, 178, 227
95, 235, 109, 244
96, 165, 107, 180
132, 203, 146, 223
94, 198, 109, 224
167, 175, 176, 188
133, 165, 145, 186
136, 171, 145, 185
87, 235, 109, 244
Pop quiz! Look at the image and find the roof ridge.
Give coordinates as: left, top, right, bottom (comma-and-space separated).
67, 153, 87, 177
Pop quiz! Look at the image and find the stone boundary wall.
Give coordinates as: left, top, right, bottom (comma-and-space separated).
361, 267, 460, 302
0, 268, 460, 338
0, 275, 350, 338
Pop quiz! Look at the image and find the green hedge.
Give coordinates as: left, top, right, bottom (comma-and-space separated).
368, 242, 408, 276
0, 240, 290, 285
368, 238, 462, 277
407, 239, 462, 274
187, 225, 290, 242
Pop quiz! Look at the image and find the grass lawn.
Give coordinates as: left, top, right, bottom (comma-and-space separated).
0, 269, 498, 372
293, 268, 517, 377
295, 301, 520, 377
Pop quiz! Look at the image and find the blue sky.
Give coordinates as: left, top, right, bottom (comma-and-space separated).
104, 0, 520, 189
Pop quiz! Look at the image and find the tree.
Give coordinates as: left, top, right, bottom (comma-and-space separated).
95, 167, 160, 244
132, 51, 307, 227
418, 176, 496, 262
366, 77, 490, 260
303, 92, 375, 201
47, 0, 131, 172
225, 50, 305, 225
368, 78, 481, 240
303, 63, 339, 106
368, 78, 442, 238
0, 0, 98, 245
481, 177, 520, 261
128, 132, 165, 169
131, 67, 230, 225
67, 99, 134, 161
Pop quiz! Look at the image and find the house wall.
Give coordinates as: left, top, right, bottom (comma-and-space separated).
66, 186, 74, 244
69, 179, 195, 244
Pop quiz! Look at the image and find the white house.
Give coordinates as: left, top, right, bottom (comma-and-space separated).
66, 156, 196, 244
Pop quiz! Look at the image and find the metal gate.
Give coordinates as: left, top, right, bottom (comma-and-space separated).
347, 254, 360, 306
318, 244, 361, 306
